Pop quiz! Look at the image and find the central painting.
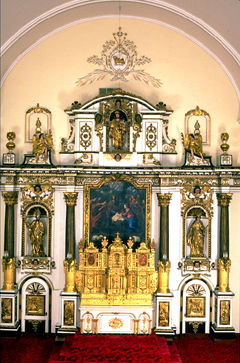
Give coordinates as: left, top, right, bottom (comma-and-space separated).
83, 178, 151, 248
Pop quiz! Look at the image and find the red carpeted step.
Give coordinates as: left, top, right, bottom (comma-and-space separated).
49, 332, 173, 362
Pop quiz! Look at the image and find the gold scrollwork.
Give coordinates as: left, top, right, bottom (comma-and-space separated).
146, 123, 157, 150
80, 123, 92, 149
109, 317, 123, 329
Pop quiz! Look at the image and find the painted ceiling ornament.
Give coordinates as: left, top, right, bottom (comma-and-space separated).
76, 27, 162, 87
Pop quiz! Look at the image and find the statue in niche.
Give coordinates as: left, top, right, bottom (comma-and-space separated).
26, 208, 46, 257
109, 99, 128, 150
187, 216, 206, 257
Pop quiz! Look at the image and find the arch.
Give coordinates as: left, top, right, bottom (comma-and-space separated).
20, 276, 51, 333
1, 0, 240, 112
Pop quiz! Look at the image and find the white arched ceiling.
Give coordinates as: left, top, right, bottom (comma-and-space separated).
1, 0, 240, 117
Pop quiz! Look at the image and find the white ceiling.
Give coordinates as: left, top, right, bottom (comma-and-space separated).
1, 0, 240, 105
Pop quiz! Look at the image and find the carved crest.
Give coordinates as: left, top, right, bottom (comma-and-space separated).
76, 28, 162, 87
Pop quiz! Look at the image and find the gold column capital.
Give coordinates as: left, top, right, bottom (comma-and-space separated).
64, 192, 78, 206
217, 193, 232, 207
2, 191, 18, 205
157, 193, 172, 207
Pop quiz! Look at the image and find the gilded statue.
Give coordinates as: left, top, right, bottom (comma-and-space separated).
32, 129, 54, 161
187, 216, 205, 256
26, 208, 45, 257
182, 132, 203, 159
109, 101, 127, 150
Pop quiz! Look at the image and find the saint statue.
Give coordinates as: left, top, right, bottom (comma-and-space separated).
26, 208, 45, 256
32, 129, 54, 162
182, 133, 203, 159
109, 111, 127, 149
187, 216, 205, 256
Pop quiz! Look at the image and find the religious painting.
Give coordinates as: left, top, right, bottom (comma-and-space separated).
84, 178, 151, 248
186, 297, 205, 317
26, 295, 45, 316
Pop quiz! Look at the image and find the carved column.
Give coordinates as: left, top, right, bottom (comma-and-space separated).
216, 193, 232, 291
155, 194, 174, 335
212, 193, 235, 338
217, 193, 232, 259
64, 192, 78, 259
157, 193, 172, 261
2, 192, 18, 258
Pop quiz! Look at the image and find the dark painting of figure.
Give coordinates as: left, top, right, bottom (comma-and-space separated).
89, 181, 146, 248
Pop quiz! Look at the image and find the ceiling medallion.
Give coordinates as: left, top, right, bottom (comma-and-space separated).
76, 27, 162, 88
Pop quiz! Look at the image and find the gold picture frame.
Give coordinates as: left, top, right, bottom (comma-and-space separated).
186, 297, 205, 317
83, 175, 151, 247
64, 301, 75, 326
220, 300, 230, 325
26, 295, 45, 316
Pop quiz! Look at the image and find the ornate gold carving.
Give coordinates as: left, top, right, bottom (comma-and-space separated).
76, 28, 162, 88
159, 302, 169, 327
218, 258, 231, 292
21, 257, 52, 271
75, 153, 93, 165
76, 234, 157, 306
217, 193, 232, 207
186, 297, 205, 317
158, 260, 171, 293
2, 191, 18, 205
109, 317, 123, 329
26, 295, 45, 315
157, 193, 172, 207
1, 298, 12, 323
189, 321, 203, 334
21, 184, 54, 213
64, 192, 78, 207
220, 300, 230, 325
183, 258, 211, 273
2, 257, 16, 290
64, 259, 77, 292
186, 284, 205, 296
64, 301, 75, 326
132, 114, 142, 152
146, 124, 157, 150
28, 320, 41, 332
80, 123, 92, 149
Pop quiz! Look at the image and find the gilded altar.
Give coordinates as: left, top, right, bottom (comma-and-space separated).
75, 233, 158, 306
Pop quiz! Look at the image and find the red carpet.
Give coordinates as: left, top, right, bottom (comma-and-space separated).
48, 332, 177, 363
1, 333, 239, 363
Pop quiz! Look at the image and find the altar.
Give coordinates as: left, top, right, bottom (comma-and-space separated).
0, 89, 237, 339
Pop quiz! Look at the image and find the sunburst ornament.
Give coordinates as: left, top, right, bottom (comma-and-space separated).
76, 27, 162, 88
